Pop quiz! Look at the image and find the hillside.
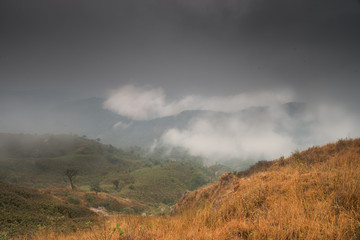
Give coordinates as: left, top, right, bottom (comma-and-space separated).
25, 138, 360, 240
0, 181, 96, 238
170, 138, 360, 239
0, 133, 139, 188
0, 133, 225, 212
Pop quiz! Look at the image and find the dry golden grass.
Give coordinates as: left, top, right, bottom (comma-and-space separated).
19, 139, 360, 240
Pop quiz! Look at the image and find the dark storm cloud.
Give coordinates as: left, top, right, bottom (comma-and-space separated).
1, 0, 359, 98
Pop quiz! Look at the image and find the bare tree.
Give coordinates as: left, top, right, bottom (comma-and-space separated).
64, 168, 78, 190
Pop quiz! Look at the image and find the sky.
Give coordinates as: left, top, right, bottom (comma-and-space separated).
1, 0, 360, 161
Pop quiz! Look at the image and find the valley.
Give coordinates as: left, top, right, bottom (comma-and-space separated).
1, 136, 359, 239
0, 133, 228, 238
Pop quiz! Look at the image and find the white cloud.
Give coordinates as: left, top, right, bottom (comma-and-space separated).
113, 121, 132, 129
159, 104, 359, 161
160, 110, 297, 161
104, 85, 167, 121
104, 84, 293, 120
104, 84, 360, 162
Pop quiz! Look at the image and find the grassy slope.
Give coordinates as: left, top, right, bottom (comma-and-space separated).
27, 138, 360, 240
0, 182, 96, 238
0, 133, 141, 188
170, 138, 360, 239
116, 161, 211, 205
42, 187, 145, 214
0, 133, 225, 221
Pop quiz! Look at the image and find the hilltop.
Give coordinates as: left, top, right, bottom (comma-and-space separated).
23, 138, 360, 240
0, 133, 140, 188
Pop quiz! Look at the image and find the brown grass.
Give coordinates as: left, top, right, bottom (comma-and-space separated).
17, 139, 360, 240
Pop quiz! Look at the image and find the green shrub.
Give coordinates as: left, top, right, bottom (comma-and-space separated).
0, 232, 10, 240
190, 171, 208, 190
90, 181, 102, 195
122, 207, 135, 214
66, 197, 80, 205
85, 193, 94, 203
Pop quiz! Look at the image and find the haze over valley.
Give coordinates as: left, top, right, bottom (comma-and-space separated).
1, 0, 360, 239
0, 86, 359, 166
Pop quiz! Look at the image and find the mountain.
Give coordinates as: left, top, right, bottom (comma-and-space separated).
20, 138, 358, 240
53, 97, 128, 138
105, 109, 215, 147
2, 137, 359, 239
0, 91, 199, 147
0, 90, 312, 151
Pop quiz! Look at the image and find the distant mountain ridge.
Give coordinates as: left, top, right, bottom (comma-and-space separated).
0, 90, 310, 151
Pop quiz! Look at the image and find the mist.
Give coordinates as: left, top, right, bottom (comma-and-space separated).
104, 85, 359, 162
1, 0, 360, 163
160, 106, 357, 161
103, 85, 293, 120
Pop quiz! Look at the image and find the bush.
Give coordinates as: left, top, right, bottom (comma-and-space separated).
122, 207, 135, 214
190, 171, 208, 190
85, 193, 94, 204
106, 155, 119, 164
0, 232, 10, 240
67, 197, 80, 205
90, 181, 102, 195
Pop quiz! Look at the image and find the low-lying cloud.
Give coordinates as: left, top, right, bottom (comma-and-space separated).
104, 85, 293, 120
160, 105, 357, 161
113, 121, 133, 130
161, 113, 296, 160
104, 85, 359, 162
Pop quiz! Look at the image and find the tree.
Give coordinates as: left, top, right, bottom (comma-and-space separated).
64, 168, 78, 190
90, 181, 101, 195
112, 179, 120, 190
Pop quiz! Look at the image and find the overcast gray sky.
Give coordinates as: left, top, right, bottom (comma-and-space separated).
1, 0, 360, 102
1, 0, 360, 159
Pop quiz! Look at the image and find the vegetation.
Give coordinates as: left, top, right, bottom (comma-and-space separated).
63, 169, 78, 190
14, 138, 360, 240
89, 181, 101, 195
0, 134, 221, 206
4, 133, 358, 239
0, 133, 226, 238
0, 182, 96, 238
111, 180, 120, 190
